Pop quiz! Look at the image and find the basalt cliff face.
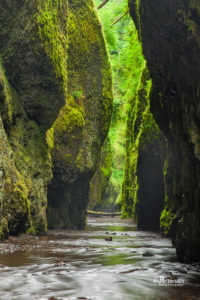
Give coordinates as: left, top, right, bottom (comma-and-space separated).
0, 0, 68, 238
88, 137, 112, 212
122, 65, 164, 231
47, 0, 113, 229
0, 0, 112, 237
129, 0, 200, 261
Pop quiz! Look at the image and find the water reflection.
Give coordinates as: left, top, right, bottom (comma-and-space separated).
0, 217, 199, 299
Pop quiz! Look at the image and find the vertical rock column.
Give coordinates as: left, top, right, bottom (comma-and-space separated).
0, 0, 68, 238
129, 0, 200, 261
47, 0, 113, 229
122, 65, 164, 230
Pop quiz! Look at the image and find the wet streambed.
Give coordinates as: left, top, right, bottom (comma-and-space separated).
0, 217, 200, 300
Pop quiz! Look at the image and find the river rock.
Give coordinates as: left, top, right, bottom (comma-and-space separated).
105, 236, 112, 241
143, 251, 154, 257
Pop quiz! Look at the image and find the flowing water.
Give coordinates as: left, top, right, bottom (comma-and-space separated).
0, 217, 200, 300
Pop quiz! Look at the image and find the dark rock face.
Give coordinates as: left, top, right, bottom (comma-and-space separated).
129, 0, 200, 261
136, 146, 164, 231
47, 0, 113, 229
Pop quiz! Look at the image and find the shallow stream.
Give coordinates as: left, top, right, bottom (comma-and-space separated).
0, 217, 200, 300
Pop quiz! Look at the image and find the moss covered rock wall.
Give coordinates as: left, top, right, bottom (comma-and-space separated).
47, 0, 113, 229
89, 137, 113, 212
0, 0, 112, 235
121, 64, 164, 230
0, 0, 68, 238
129, 0, 200, 261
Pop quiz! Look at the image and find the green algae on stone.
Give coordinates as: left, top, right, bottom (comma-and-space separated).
92, 1, 146, 211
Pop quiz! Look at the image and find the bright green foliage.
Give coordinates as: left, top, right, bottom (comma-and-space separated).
96, 1, 163, 220
94, 0, 144, 209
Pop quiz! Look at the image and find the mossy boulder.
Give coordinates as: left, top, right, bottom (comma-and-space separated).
47, 0, 113, 229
